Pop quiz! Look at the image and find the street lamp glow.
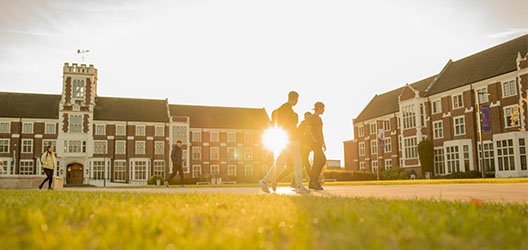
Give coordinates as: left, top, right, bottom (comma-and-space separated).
262, 126, 289, 156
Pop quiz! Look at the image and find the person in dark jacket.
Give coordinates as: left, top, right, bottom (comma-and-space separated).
166, 140, 185, 187
308, 102, 327, 190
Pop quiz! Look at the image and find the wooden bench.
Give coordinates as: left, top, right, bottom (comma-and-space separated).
0, 175, 63, 189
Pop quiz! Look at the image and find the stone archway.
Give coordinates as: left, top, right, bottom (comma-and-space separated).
66, 163, 84, 184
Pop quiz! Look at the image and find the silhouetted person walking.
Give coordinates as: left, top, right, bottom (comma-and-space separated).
308, 102, 327, 190
259, 91, 310, 193
39, 145, 56, 190
166, 140, 185, 187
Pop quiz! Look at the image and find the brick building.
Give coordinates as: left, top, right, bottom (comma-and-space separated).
0, 63, 271, 186
344, 35, 528, 178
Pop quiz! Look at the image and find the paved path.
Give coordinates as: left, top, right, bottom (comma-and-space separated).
65, 183, 528, 204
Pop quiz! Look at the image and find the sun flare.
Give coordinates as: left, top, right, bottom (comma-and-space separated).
262, 126, 289, 156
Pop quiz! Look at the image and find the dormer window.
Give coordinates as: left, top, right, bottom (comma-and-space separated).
72, 79, 85, 99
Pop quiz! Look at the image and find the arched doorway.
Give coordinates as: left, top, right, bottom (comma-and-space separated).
66, 163, 84, 184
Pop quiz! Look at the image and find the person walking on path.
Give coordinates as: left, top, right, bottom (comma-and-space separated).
271, 112, 313, 191
308, 102, 327, 190
259, 91, 310, 194
166, 140, 185, 188
39, 145, 56, 190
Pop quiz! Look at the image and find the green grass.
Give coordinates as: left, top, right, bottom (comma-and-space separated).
1, 190, 526, 250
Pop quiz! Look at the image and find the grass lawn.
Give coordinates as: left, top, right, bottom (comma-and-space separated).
1, 190, 526, 250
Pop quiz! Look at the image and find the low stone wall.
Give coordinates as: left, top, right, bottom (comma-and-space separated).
0, 175, 64, 190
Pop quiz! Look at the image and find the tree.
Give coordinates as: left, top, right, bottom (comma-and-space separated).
418, 139, 434, 176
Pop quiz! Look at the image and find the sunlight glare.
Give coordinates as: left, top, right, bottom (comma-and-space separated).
262, 126, 289, 156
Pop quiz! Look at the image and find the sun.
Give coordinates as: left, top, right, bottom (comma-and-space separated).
262, 126, 289, 156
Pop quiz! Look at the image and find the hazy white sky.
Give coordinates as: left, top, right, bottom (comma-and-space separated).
0, 0, 527, 161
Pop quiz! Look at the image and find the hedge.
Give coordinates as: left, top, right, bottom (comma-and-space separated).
380, 168, 411, 180
322, 170, 377, 181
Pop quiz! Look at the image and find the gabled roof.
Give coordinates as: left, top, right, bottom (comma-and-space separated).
354, 75, 436, 123
169, 104, 270, 129
426, 34, 528, 95
0, 92, 60, 119
94, 96, 169, 122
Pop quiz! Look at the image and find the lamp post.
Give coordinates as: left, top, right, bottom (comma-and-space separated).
475, 90, 490, 178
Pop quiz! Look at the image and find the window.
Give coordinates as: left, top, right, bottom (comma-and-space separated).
182, 150, 189, 172
42, 140, 56, 154
192, 147, 202, 160
210, 165, 220, 176
115, 141, 126, 154
228, 165, 237, 176
210, 131, 219, 142
72, 79, 85, 99
0, 122, 9, 133
502, 80, 517, 97
19, 160, 34, 175
452, 94, 463, 109
210, 147, 220, 160
358, 126, 364, 137
22, 139, 33, 153
402, 105, 416, 129
434, 148, 445, 175
94, 141, 107, 154
45, 123, 56, 134
370, 140, 377, 154
155, 126, 164, 136
384, 159, 392, 170
478, 142, 495, 173
453, 116, 465, 136
69, 115, 83, 133
446, 146, 460, 173
397, 117, 401, 129
192, 165, 202, 178
371, 161, 378, 173
404, 137, 418, 159
65, 140, 86, 153
398, 136, 402, 152
227, 132, 236, 143
359, 162, 366, 171
244, 133, 253, 144
463, 145, 470, 172
172, 125, 187, 144
95, 124, 105, 135
155, 141, 164, 155
504, 105, 521, 128
227, 147, 236, 160
520, 139, 527, 171
476, 88, 489, 103
92, 161, 105, 180
154, 160, 165, 178
496, 139, 515, 171
135, 126, 145, 136
370, 124, 376, 135
244, 165, 253, 177
433, 121, 443, 139
419, 104, 425, 127
382, 120, 390, 131
245, 147, 253, 160
0, 139, 9, 153
0, 159, 8, 175
192, 131, 201, 142
359, 142, 365, 156
113, 161, 126, 181
384, 138, 392, 153
116, 125, 126, 136
133, 161, 147, 180
432, 100, 442, 114
135, 141, 146, 155
22, 122, 33, 134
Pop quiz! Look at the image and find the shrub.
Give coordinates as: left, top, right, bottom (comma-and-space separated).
147, 175, 165, 185
322, 170, 377, 181
380, 167, 411, 180
433, 171, 482, 179
418, 139, 434, 176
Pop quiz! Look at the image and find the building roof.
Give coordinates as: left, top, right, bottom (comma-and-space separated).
94, 96, 170, 122
354, 75, 436, 123
426, 34, 528, 95
169, 104, 270, 129
0, 92, 61, 119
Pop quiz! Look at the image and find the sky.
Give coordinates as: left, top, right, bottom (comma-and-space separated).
0, 0, 527, 162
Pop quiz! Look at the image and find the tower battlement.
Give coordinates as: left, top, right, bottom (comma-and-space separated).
63, 62, 97, 76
